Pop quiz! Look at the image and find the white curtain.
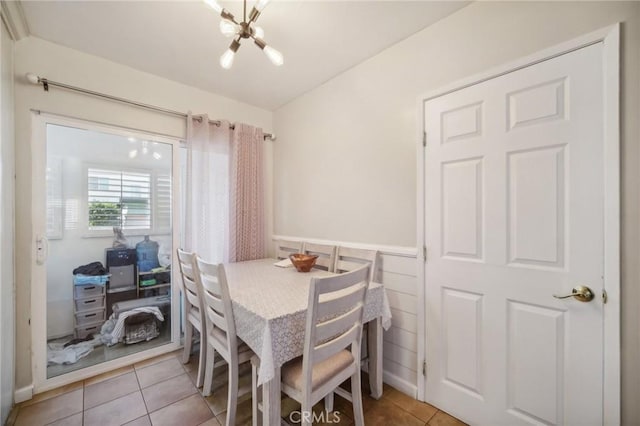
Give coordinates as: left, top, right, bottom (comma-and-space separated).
184, 113, 231, 263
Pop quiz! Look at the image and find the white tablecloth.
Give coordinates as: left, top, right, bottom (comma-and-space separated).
224, 258, 392, 385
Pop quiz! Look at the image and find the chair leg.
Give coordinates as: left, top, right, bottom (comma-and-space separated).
182, 322, 193, 364
324, 392, 334, 413
226, 359, 239, 426
252, 361, 261, 426
301, 401, 312, 426
202, 344, 215, 397
351, 371, 365, 426
361, 324, 369, 361
196, 330, 206, 388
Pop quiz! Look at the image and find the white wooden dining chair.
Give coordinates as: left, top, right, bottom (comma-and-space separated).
275, 239, 303, 260
334, 246, 378, 282
196, 256, 254, 426
176, 249, 207, 388
252, 265, 370, 426
302, 242, 337, 272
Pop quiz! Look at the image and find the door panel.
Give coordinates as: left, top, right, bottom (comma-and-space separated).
442, 288, 483, 396
507, 78, 567, 130
507, 146, 565, 267
441, 102, 483, 144
507, 301, 565, 425
441, 158, 483, 260
424, 44, 604, 425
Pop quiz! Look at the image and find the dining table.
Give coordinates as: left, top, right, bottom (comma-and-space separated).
224, 258, 392, 426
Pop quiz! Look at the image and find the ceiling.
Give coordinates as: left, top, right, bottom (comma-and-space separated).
19, 0, 469, 110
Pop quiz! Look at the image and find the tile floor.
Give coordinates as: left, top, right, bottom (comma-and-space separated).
7, 350, 467, 426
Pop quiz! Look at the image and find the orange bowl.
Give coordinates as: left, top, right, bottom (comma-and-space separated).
289, 253, 318, 273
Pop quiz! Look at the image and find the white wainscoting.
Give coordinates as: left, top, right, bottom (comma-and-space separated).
272, 235, 419, 397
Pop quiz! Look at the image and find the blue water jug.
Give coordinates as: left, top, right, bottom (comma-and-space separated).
136, 236, 160, 272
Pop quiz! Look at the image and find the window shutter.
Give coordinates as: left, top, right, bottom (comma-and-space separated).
155, 173, 172, 231
46, 158, 63, 239
88, 168, 152, 231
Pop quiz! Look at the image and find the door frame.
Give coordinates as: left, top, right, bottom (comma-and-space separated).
416, 23, 620, 423
30, 111, 182, 394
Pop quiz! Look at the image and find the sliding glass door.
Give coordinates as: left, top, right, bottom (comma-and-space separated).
31, 113, 181, 391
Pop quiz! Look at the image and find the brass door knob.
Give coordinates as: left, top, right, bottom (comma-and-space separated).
553, 286, 595, 302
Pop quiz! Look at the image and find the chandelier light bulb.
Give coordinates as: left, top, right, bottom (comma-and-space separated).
203, 0, 223, 14
253, 26, 264, 39
254, 0, 270, 12
220, 48, 236, 69
220, 19, 238, 37
263, 45, 283, 66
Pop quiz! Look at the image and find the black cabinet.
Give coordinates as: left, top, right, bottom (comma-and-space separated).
105, 248, 137, 318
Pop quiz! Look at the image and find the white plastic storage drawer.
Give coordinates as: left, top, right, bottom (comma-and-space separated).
75, 309, 105, 326
74, 295, 105, 312
75, 322, 103, 339
74, 284, 105, 299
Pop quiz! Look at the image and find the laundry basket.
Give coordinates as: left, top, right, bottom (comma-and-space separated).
123, 312, 161, 344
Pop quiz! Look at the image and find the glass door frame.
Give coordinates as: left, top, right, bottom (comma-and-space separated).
30, 112, 182, 393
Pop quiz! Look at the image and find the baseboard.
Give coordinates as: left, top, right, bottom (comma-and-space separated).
14, 385, 33, 403
383, 370, 418, 399
360, 361, 418, 399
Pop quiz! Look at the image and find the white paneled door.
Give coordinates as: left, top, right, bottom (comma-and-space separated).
424, 44, 605, 425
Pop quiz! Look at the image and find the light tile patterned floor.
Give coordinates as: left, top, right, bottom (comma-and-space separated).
7, 350, 467, 426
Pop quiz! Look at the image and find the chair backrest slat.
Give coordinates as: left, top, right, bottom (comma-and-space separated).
317, 285, 366, 319
275, 239, 303, 260
313, 324, 360, 365
302, 242, 337, 272
199, 269, 223, 299
334, 247, 378, 282
203, 293, 229, 333
184, 286, 201, 309
315, 305, 363, 344
318, 267, 369, 294
202, 289, 225, 316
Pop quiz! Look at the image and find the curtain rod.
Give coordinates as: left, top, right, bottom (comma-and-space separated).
24, 73, 276, 141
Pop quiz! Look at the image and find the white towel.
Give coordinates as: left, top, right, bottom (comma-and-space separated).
274, 258, 293, 268
47, 338, 101, 365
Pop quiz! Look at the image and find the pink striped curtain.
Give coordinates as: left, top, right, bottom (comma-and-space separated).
229, 123, 266, 262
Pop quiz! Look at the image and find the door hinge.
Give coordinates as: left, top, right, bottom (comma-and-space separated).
422, 131, 427, 147
422, 361, 427, 376
423, 246, 427, 262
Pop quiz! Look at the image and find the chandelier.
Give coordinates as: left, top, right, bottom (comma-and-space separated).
204, 0, 283, 69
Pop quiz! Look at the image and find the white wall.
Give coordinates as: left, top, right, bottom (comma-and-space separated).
273, 1, 640, 423
0, 14, 15, 424
13, 36, 273, 393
